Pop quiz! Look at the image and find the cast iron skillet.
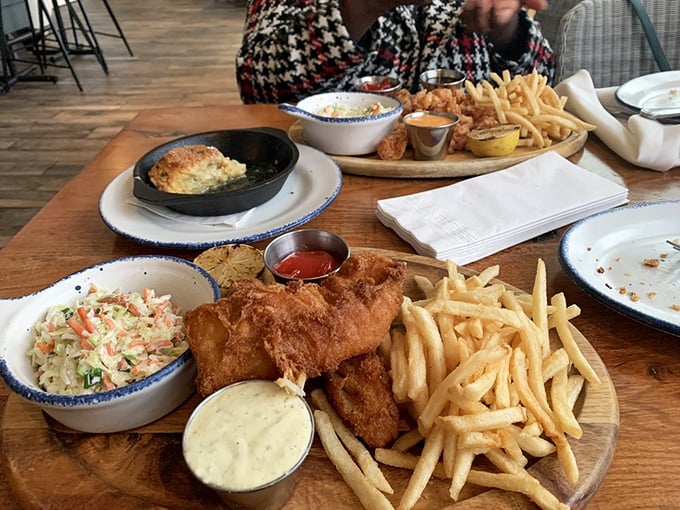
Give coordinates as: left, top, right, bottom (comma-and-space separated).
133, 128, 299, 216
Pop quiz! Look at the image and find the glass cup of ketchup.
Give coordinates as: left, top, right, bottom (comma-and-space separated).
263, 229, 350, 284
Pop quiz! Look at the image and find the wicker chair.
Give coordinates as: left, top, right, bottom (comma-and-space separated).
535, 0, 680, 87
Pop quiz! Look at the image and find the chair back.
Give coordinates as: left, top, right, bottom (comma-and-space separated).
536, 0, 679, 87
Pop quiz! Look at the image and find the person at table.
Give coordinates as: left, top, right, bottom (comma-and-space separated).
236, 0, 555, 104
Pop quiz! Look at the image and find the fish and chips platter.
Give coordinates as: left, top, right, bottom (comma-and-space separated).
1, 248, 618, 510
289, 124, 587, 179
289, 71, 593, 178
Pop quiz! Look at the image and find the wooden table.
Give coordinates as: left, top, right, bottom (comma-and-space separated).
1, 105, 679, 509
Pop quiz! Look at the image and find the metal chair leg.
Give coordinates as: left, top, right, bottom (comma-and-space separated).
37, 0, 83, 91
100, 0, 133, 56
63, 0, 109, 74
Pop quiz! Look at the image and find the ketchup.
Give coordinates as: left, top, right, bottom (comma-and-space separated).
360, 79, 394, 91
273, 250, 340, 279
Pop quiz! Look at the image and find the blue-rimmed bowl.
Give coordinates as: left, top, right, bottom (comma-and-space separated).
0, 255, 220, 433
279, 92, 402, 156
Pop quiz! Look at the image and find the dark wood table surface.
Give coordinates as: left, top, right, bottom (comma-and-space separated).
1, 105, 679, 509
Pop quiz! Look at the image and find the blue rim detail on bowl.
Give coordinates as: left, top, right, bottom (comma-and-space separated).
280, 103, 403, 124
0, 255, 221, 407
558, 201, 680, 337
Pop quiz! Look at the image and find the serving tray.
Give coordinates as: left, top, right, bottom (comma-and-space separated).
0, 249, 618, 509
288, 122, 588, 178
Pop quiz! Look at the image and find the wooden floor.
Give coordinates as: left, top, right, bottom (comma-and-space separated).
0, 0, 246, 249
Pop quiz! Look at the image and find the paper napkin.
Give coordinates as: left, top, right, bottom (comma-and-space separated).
126, 196, 254, 226
555, 70, 680, 172
376, 151, 628, 265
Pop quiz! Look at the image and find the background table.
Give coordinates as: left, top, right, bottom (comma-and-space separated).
1, 105, 679, 509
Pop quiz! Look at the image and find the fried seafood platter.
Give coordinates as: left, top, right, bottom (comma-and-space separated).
3, 249, 617, 510
183, 248, 617, 509
288, 71, 595, 178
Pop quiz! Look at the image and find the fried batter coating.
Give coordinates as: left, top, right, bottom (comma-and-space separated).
185, 252, 406, 397
324, 350, 399, 448
377, 124, 408, 160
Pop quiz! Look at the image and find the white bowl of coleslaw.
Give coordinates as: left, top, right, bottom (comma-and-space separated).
0, 255, 220, 433
279, 91, 403, 156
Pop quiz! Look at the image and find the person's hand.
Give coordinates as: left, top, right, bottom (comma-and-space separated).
460, 0, 548, 48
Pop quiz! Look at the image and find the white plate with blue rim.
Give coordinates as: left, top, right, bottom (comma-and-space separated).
99, 144, 342, 249
615, 71, 680, 122
559, 201, 680, 336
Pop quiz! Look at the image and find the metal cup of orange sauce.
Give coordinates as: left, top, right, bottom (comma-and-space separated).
403, 111, 460, 160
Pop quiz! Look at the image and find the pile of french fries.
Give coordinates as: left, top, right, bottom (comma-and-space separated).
313, 259, 601, 510
465, 70, 596, 149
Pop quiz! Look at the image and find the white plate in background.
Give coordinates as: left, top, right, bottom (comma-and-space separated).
615, 71, 680, 112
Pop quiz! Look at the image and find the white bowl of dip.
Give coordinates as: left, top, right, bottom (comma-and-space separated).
279, 92, 403, 156
183, 379, 314, 509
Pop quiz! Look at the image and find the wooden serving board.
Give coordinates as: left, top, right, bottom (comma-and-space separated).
1, 249, 618, 510
288, 122, 588, 178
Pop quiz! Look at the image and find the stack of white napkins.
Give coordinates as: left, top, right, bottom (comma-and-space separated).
555, 70, 680, 172
376, 151, 629, 265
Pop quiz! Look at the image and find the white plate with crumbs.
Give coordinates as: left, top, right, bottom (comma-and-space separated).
98, 144, 342, 249
559, 201, 680, 336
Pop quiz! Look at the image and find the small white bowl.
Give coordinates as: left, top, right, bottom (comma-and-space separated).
0, 255, 220, 433
279, 91, 403, 156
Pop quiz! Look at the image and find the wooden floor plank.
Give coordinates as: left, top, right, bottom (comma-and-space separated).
0, 0, 246, 249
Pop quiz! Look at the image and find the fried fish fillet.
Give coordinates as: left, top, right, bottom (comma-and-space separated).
184, 251, 406, 397
324, 350, 400, 448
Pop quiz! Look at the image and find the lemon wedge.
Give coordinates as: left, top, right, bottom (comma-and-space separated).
467, 124, 521, 157
194, 244, 266, 295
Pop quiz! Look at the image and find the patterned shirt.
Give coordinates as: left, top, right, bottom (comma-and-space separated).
236, 0, 556, 103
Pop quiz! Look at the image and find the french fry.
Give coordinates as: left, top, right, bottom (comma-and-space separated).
567, 374, 585, 410
398, 424, 445, 510
542, 347, 570, 383
467, 469, 570, 510
425, 300, 523, 328
409, 305, 447, 394
449, 449, 475, 500
467, 70, 595, 150
551, 292, 601, 384
418, 346, 507, 433
391, 428, 424, 452
322, 257, 595, 510
402, 299, 428, 403
439, 406, 527, 434
313, 410, 395, 510
310, 389, 394, 494
389, 328, 409, 403
551, 366, 583, 439
374, 448, 448, 479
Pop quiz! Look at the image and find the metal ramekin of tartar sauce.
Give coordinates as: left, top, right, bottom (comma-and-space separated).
183, 379, 315, 509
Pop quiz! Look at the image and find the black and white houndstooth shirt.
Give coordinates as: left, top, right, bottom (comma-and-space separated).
236, 0, 556, 104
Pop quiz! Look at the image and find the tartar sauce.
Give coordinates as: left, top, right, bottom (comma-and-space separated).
183, 380, 313, 492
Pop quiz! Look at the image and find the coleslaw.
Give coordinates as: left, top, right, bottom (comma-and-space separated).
315, 102, 394, 118
27, 284, 188, 395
